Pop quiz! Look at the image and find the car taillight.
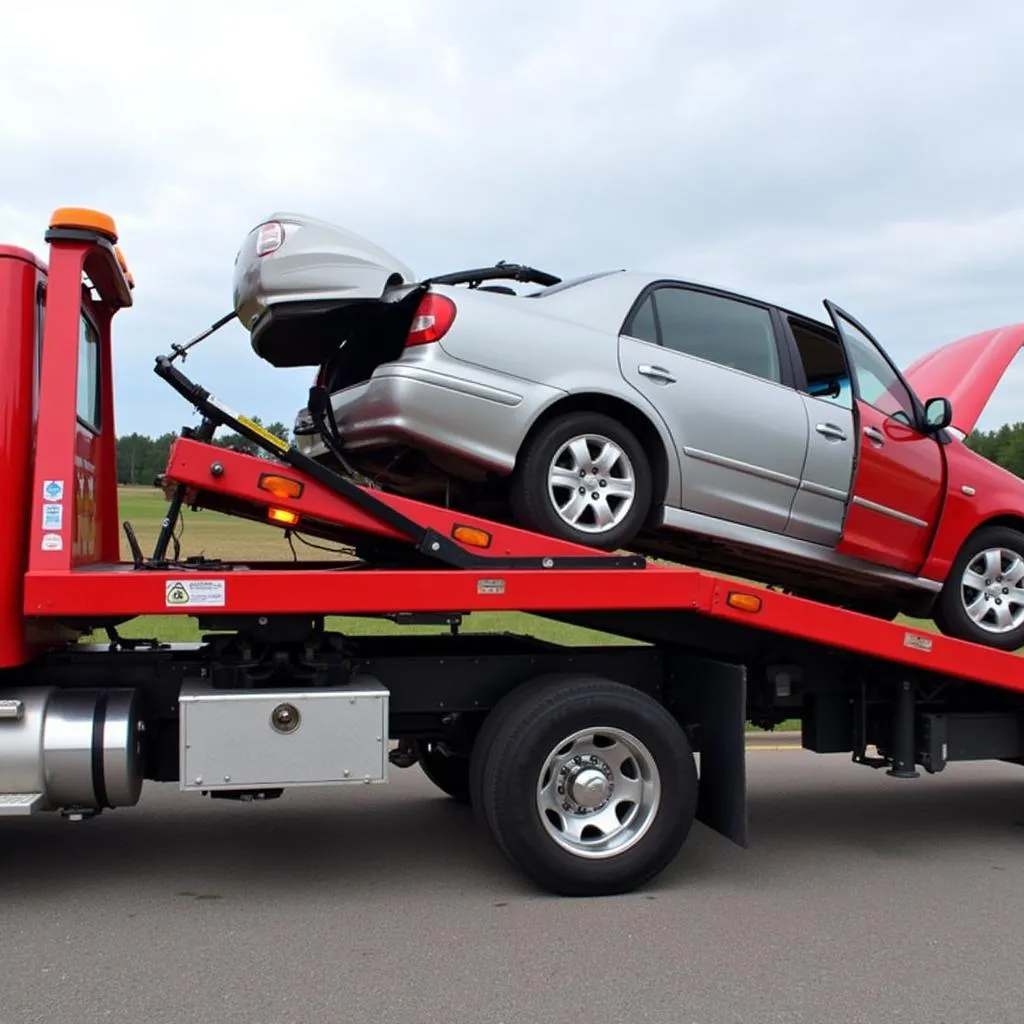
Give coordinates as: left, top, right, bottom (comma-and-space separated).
406, 293, 456, 347
255, 221, 284, 257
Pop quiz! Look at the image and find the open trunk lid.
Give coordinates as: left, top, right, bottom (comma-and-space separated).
902, 323, 1024, 436
232, 213, 420, 368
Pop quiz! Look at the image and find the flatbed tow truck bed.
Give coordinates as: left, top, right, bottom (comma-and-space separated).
2, 209, 1023, 897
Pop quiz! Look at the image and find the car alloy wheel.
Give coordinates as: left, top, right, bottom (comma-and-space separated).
546, 433, 637, 535
958, 546, 1024, 635
510, 411, 653, 550
934, 525, 1024, 651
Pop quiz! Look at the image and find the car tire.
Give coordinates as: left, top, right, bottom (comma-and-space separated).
414, 740, 471, 803
469, 673, 698, 897
510, 412, 653, 550
934, 525, 1024, 650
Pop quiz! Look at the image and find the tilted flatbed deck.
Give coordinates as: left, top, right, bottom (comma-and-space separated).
24, 432, 1024, 697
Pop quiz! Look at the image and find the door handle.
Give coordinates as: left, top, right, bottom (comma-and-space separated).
815, 422, 847, 442
864, 426, 885, 445
638, 364, 677, 384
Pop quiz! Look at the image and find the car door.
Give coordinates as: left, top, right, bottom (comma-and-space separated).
618, 284, 809, 534
823, 301, 946, 574
777, 313, 857, 546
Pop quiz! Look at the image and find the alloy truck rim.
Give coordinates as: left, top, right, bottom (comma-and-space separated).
546, 434, 636, 534
535, 726, 661, 859
959, 546, 1024, 633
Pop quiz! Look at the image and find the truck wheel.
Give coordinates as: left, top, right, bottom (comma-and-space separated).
509, 412, 652, 550
469, 674, 698, 896
934, 525, 1024, 650
415, 741, 471, 803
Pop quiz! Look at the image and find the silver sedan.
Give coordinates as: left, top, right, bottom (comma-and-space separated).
232, 213, 1007, 637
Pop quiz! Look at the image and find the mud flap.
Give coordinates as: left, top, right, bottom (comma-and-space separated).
666, 651, 748, 848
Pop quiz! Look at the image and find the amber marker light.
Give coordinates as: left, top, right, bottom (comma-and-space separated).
727, 591, 762, 613
49, 207, 119, 242
258, 474, 304, 500
113, 246, 135, 288
452, 524, 492, 548
268, 507, 300, 527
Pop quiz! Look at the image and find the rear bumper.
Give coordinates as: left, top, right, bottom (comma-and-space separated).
295, 362, 563, 474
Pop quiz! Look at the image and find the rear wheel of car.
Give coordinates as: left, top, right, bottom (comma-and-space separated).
509, 412, 653, 550
934, 525, 1024, 650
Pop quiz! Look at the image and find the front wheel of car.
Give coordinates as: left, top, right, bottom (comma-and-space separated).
509, 412, 653, 550
934, 525, 1024, 650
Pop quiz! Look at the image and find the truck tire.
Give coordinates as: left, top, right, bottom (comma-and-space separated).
934, 525, 1024, 651
415, 740, 471, 803
509, 412, 652, 551
469, 674, 698, 896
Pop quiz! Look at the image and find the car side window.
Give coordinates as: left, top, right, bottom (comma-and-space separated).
627, 294, 658, 344
833, 314, 916, 425
787, 317, 852, 410
646, 286, 781, 383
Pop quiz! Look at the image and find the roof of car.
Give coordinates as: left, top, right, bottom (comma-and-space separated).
535, 268, 836, 334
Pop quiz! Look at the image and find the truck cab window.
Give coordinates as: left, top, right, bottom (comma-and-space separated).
788, 317, 852, 409
77, 313, 101, 430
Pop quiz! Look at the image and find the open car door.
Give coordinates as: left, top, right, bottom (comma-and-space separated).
824, 301, 946, 575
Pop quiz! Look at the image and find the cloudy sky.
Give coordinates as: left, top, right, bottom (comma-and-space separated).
4, 0, 1024, 437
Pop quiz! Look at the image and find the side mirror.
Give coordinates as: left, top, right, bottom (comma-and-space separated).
923, 396, 953, 432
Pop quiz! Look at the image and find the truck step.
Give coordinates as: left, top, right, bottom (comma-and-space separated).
0, 793, 43, 816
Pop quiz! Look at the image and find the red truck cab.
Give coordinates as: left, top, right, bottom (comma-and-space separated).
0, 209, 133, 668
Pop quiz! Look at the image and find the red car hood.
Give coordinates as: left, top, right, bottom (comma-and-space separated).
903, 323, 1024, 435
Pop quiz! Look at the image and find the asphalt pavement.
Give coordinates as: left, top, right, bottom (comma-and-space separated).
4, 746, 1024, 1024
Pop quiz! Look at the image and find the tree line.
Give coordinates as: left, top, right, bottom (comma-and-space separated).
117, 416, 290, 485
964, 422, 1024, 477
116, 418, 1024, 486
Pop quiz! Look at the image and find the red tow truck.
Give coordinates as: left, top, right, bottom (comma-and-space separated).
3, 208, 1024, 897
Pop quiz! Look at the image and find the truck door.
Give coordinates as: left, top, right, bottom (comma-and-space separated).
824, 301, 945, 574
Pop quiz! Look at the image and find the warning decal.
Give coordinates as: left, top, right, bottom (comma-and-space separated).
165, 579, 226, 608
236, 414, 290, 453
903, 632, 933, 653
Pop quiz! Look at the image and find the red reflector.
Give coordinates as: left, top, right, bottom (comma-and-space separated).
255, 221, 284, 257
406, 293, 456, 347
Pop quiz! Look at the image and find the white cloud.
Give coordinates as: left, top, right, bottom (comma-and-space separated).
2, 0, 1023, 436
